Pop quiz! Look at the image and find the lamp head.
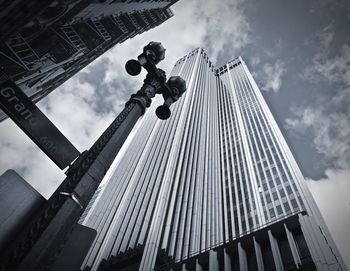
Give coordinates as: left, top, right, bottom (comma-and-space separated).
167, 76, 187, 100
143, 41, 165, 65
125, 59, 142, 76
156, 104, 171, 120
155, 76, 186, 120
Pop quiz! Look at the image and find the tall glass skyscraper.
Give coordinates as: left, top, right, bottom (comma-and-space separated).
80, 48, 346, 271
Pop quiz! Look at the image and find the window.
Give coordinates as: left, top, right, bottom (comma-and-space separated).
279, 189, 286, 197
284, 202, 291, 213
291, 199, 298, 209
266, 194, 271, 203
276, 205, 283, 215
272, 192, 278, 200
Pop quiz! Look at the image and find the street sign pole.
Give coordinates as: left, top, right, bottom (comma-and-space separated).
0, 42, 186, 271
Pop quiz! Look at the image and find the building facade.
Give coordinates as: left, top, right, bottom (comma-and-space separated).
0, 0, 178, 121
80, 49, 346, 271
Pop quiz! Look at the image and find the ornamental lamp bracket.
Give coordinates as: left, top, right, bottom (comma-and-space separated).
125, 42, 186, 120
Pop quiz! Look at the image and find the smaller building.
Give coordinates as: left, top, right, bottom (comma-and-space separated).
0, 0, 178, 122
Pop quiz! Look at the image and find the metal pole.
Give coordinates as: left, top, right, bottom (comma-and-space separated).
0, 42, 186, 271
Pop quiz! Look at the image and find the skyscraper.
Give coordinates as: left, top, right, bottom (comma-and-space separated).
80, 48, 346, 271
0, 0, 178, 122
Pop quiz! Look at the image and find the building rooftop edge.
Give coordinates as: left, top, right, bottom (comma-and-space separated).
175, 48, 245, 73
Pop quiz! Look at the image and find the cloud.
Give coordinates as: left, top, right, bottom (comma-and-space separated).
285, 104, 350, 169
312, 44, 350, 85
259, 60, 286, 92
40, 77, 116, 151
301, 22, 336, 83
301, 23, 334, 83
250, 56, 261, 66
287, 43, 350, 169
193, 0, 251, 62
318, 23, 335, 49
306, 168, 350, 270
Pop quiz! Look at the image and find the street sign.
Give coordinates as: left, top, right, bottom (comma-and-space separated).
0, 80, 80, 169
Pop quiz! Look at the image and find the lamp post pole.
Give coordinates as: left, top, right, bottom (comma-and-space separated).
0, 42, 186, 271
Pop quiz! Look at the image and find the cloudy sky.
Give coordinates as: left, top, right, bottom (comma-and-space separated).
1, 0, 350, 268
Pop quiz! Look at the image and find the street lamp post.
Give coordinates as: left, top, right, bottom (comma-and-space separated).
0, 42, 186, 271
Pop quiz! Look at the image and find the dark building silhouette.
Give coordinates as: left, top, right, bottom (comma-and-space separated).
79, 49, 347, 271
0, 170, 45, 254
0, 0, 178, 122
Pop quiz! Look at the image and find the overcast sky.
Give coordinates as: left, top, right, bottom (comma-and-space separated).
0, 0, 349, 268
